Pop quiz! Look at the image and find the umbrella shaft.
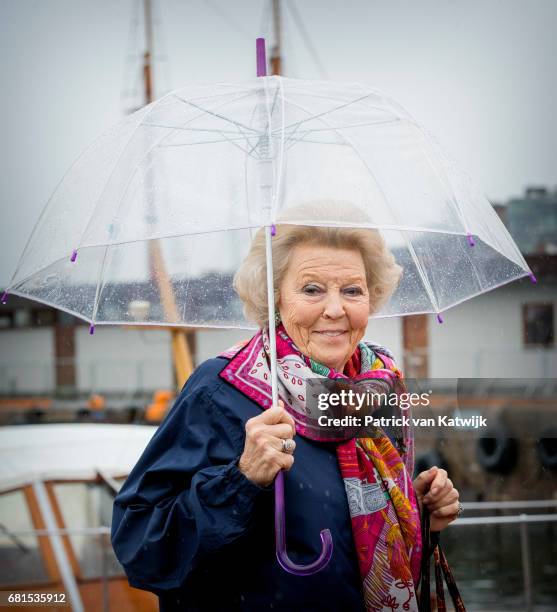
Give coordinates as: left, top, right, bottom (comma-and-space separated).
265, 225, 279, 407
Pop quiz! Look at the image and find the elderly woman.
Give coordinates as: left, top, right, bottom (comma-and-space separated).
111, 206, 460, 611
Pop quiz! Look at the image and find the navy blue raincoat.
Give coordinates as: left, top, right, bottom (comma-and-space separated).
111, 356, 367, 611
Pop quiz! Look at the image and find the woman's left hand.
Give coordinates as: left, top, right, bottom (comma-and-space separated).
413, 466, 460, 532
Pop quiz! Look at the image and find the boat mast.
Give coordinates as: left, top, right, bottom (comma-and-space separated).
143, 0, 154, 103
142, 0, 194, 387
270, 0, 282, 75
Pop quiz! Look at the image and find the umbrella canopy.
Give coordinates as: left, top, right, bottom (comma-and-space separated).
4, 76, 531, 328
2, 60, 534, 578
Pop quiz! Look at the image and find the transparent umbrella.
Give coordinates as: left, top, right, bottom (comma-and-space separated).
2, 39, 533, 575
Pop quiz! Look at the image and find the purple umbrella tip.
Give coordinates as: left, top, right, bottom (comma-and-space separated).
529, 273, 537, 284
71, 249, 78, 262
256, 38, 267, 77
1, 290, 8, 304
271, 224, 276, 236
467, 233, 475, 247
436, 313, 444, 324
89, 324, 95, 335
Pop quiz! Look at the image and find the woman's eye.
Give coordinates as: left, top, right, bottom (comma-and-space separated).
344, 286, 364, 296
302, 285, 322, 295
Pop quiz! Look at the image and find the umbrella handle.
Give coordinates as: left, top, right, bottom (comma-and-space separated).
274, 470, 333, 575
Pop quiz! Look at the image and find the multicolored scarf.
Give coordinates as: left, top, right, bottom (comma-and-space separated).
219, 324, 422, 612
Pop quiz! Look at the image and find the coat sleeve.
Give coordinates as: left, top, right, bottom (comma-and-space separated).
111, 371, 269, 592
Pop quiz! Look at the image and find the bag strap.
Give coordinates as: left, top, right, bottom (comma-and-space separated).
438, 546, 467, 612
419, 506, 466, 611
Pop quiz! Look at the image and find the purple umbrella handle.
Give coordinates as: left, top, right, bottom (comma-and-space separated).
274, 470, 334, 575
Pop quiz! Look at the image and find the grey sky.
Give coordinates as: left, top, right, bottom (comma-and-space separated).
1, 0, 556, 288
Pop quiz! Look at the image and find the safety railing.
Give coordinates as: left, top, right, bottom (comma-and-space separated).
2, 503, 556, 612
451, 500, 557, 612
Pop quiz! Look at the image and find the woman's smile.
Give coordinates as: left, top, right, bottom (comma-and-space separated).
313, 329, 348, 339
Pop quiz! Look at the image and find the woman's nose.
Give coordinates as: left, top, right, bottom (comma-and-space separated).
322, 292, 345, 319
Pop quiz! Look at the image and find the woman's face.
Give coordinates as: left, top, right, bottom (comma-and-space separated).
277, 243, 370, 372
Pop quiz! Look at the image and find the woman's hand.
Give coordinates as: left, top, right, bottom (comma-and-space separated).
238, 401, 297, 488
413, 466, 460, 532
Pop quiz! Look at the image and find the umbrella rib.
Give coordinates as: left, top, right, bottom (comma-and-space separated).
230, 97, 265, 162
178, 249, 192, 324
158, 137, 254, 147
169, 90, 269, 159
157, 134, 260, 159
280, 96, 442, 314
179, 83, 261, 102
7, 273, 96, 327
215, 123, 262, 159
452, 227, 485, 295
275, 93, 392, 134
286, 118, 400, 137
268, 79, 282, 124
147, 90, 264, 156
146, 115, 261, 156
144, 123, 254, 136
276, 86, 406, 151
67, 224, 272, 251
90, 244, 112, 329
277, 93, 373, 132
282, 119, 304, 152
144, 88, 257, 135
282, 119, 402, 152
171, 94, 260, 135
